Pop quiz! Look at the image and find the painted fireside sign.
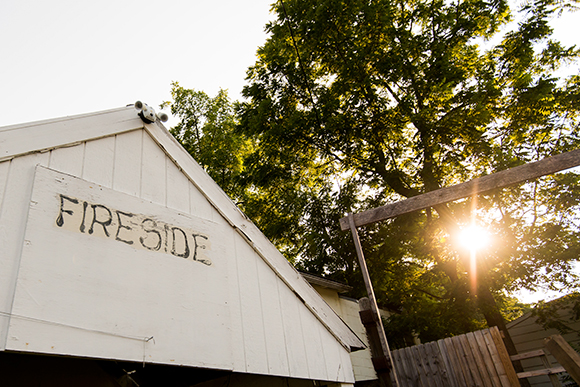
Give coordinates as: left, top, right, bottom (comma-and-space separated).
55, 194, 212, 266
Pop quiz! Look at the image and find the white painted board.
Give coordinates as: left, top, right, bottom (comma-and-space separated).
6, 165, 233, 370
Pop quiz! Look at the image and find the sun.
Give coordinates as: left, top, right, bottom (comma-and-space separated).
459, 225, 491, 252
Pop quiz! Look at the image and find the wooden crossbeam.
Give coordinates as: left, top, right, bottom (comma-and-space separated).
510, 349, 547, 361
340, 149, 580, 230
517, 366, 566, 379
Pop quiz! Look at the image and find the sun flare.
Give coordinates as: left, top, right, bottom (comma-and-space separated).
459, 225, 491, 252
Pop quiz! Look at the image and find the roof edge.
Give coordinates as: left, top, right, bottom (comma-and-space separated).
301, 272, 353, 294
0, 106, 133, 133
0, 106, 144, 163
143, 120, 366, 352
0, 105, 366, 352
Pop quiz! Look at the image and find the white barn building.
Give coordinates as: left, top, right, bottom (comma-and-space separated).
0, 105, 366, 386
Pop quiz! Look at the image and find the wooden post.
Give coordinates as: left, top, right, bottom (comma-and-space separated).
489, 326, 522, 387
359, 298, 398, 387
544, 335, 580, 384
348, 214, 399, 387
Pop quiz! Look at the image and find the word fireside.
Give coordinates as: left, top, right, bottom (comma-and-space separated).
55, 194, 212, 266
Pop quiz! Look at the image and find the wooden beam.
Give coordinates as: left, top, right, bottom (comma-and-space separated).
517, 366, 565, 379
489, 326, 521, 387
348, 214, 400, 387
544, 334, 580, 384
340, 149, 580, 230
510, 349, 547, 361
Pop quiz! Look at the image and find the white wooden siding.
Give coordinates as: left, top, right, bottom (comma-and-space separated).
256, 254, 291, 376
7, 165, 233, 368
0, 107, 139, 162
49, 143, 85, 176
310, 285, 378, 382
233, 234, 270, 374
339, 296, 377, 382
0, 152, 50, 350
0, 107, 365, 353
143, 119, 365, 352
166, 155, 191, 214
113, 130, 143, 197
0, 123, 356, 383
83, 136, 115, 187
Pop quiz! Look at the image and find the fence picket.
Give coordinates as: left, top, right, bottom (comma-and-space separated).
482, 328, 512, 387
466, 331, 495, 387
403, 346, 422, 387
390, 327, 519, 387
411, 344, 432, 387
474, 329, 503, 387
425, 341, 446, 387
392, 348, 410, 387
437, 339, 460, 387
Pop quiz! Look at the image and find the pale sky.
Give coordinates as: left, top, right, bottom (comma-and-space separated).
1, 1, 578, 304
0, 0, 274, 127
1, 1, 577, 128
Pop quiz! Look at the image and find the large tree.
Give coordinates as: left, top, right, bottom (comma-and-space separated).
234, 0, 580, 353
162, 82, 252, 202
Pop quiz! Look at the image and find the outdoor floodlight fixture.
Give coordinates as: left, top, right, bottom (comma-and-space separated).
135, 100, 169, 123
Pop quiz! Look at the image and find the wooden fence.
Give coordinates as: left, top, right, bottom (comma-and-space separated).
391, 326, 521, 387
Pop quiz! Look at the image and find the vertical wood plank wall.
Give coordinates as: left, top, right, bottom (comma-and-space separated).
0, 129, 352, 382
391, 327, 520, 387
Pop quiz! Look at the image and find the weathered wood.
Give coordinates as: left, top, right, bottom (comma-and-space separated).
0, 160, 10, 209
165, 148, 191, 214
538, 349, 563, 387
403, 346, 421, 387
234, 235, 270, 374
466, 331, 495, 387
510, 349, 547, 361
437, 339, 460, 387
0, 109, 364, 385
453, 336, 478, 386
7, 165, 233, 367
299, 300, 334, 381
489, 327, 521, 386
418, 343, 438, 387
351, 211, 399, 387
516, 366, 566, 378
482, 329, 513, 387
225, 229, 247, 372
255, 254, 291, 377
411, 344, 431, 387
49, 143, 85, 177
83, 136, 115, 188
393, 328, 533, 387
474, 329, 503, 387
390, 350, 405, 387
544, 334, 580, 384
140, 131, 167, 206
425, 341, 446, 387
443, 336, 472, 386
0, 153, 50, 350
359, 298, 398, 387
339, 149, 580, 230
399, 348, 417, 387
459, 333, 486, 386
